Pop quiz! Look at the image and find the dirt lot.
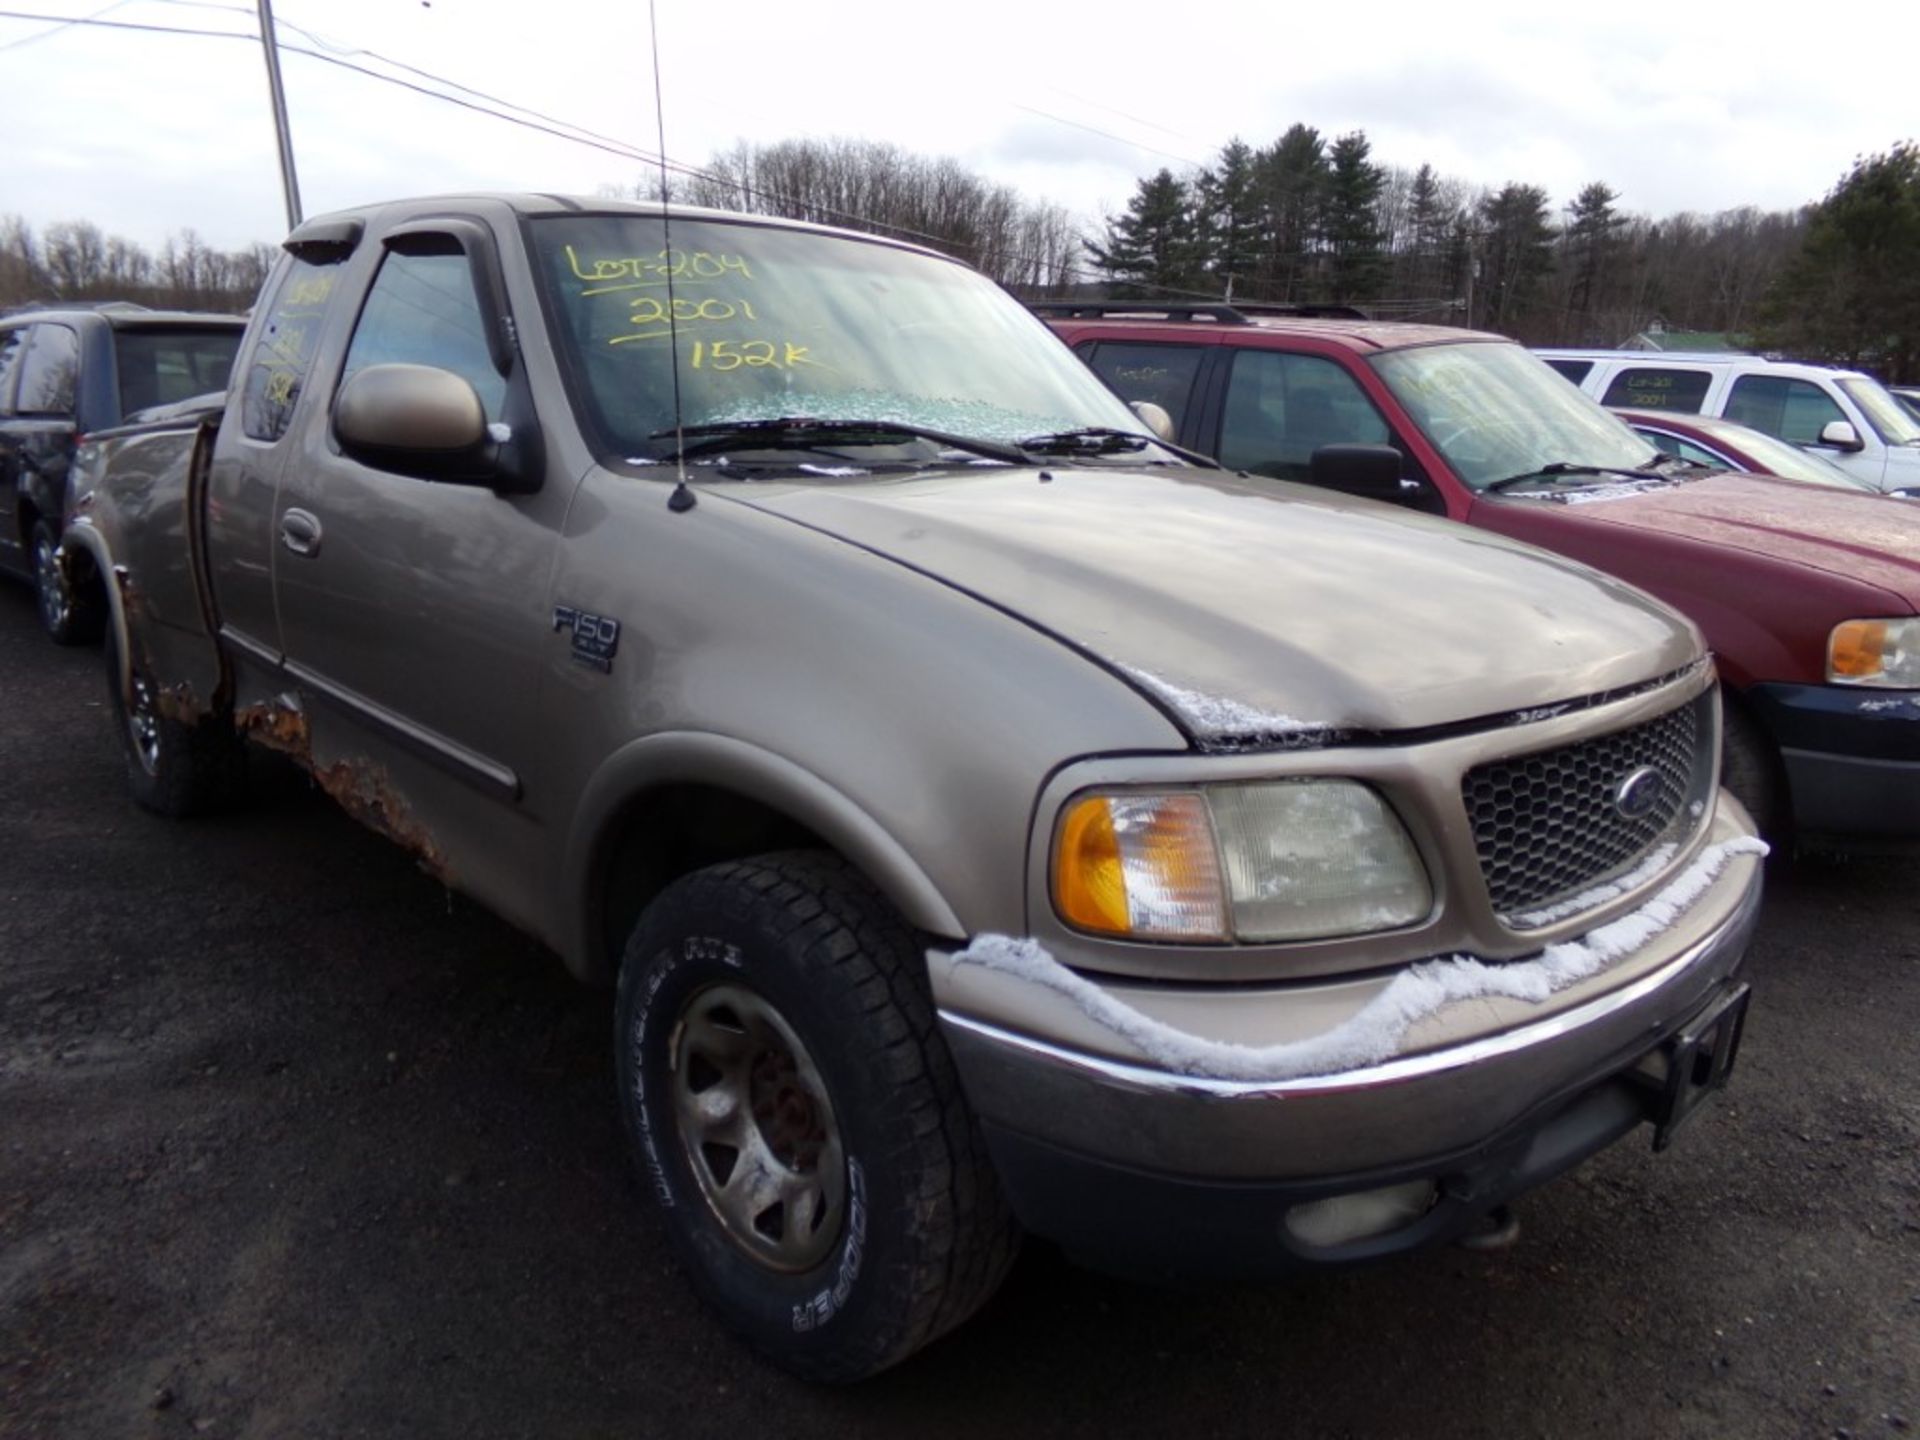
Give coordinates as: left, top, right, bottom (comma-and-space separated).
1, 582, 1916, 1440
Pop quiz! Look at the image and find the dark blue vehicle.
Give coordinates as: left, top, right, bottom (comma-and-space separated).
0, 304, 243, 642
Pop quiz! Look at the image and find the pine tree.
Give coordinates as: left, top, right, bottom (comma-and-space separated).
1088, 169, 1204, 296
1565, 181, 1624, 338
1475, 183, 1556, 336
1196, 138, 1261, 298
1760, 143, 1920, 379
1254, 125, 1329, 300
1323, 132, 1387, 305
1402, 164, 1449, 300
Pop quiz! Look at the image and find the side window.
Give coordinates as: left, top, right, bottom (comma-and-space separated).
341, 246, 506, 420
1641, 430, 1728, 468
1543, 359, 1592, 384
0, 327, 25, 414
1599, 367, 1711, 412
1216, 350, 1390, 481
1083, 342, 1205, 432
16, 323, 81, 416
243, 258, 343, 442
1724, 375, 1846, 445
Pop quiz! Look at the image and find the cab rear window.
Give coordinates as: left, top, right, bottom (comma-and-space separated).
114, 328, 242, 420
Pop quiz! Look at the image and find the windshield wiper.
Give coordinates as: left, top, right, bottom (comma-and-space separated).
649, 417, 1025, 466
1485, 461, 1672, 493
1016, 426, 1152, 456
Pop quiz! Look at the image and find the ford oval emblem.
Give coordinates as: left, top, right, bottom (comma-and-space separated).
1614, 766, 1663, 820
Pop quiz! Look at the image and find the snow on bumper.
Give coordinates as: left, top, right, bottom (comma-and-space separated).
933, 832, 1767, 1181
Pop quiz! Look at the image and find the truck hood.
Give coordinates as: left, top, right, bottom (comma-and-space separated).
1498, 473, 1920, 604
722, 465, 1700, 742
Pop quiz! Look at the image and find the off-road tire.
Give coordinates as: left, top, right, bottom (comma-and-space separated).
1720, 698, 1783, 842
105, 626, 247, 817
32, 520, 103, 646
614, 851, 1017, 1382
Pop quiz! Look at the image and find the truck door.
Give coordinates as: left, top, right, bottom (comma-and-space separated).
213, 250, 355, 659
0, 325, 27, 577
1, 322, 81, 580
270, 221, 567, 916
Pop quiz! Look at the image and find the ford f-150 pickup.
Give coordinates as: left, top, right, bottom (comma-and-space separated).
64, 196, 1766, 1381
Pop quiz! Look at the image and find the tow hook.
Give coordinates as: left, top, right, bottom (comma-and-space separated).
1456, 1204, 1522, 1252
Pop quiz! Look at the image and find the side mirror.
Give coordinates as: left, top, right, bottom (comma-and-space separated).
1308, 443, 1410, 504
1817, 419, 1864, 452
1130, 400, 1175, 441
335, 363, 530, 489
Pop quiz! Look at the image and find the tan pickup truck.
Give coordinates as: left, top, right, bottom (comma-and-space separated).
64, 195, 1765, 1381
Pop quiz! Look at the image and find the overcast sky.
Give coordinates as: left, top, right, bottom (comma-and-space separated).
4, 0, 1917, 257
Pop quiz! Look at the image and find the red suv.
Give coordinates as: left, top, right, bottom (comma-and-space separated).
1042, 302, 1920, 846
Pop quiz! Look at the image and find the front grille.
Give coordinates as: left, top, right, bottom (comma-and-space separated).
1463, 695, 1708, 923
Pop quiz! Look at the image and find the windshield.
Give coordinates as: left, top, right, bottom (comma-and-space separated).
1372, 341, 1658, 490
1838, 377, 1920, 446
1704, 423, 1873, 489
528, 214, 1151, 465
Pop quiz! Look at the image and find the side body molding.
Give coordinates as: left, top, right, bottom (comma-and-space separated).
561, 731, 968, 983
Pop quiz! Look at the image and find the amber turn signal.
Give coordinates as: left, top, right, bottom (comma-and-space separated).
1829, 619, 1889, 680
1052, 792, 1228, 941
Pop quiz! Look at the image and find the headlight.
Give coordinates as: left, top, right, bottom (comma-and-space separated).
1828, 617, 1920, 687
1051, 782, 1431, 944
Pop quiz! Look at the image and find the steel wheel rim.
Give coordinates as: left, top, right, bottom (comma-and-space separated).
33, 531, 69, 633
125, 671, 162, 776
669, 981, 846, 1273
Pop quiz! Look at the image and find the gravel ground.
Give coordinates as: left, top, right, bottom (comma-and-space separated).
1, 581, 1916, 1440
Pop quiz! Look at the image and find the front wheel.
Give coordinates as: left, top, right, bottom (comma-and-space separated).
614, 853, 1016, 1382
1720, 700, 1784, 841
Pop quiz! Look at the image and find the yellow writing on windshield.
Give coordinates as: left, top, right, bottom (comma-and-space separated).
567, 244, 753, 290
687, 340, 819, 372
609, 295, 763, 344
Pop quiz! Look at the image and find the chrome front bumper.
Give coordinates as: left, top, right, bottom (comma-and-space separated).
938, 838, 1764, 1184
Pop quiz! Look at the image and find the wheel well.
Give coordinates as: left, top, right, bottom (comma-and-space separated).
63, 537, 103, 593
1720, 686, 1789, 839
595, 785, 830, 981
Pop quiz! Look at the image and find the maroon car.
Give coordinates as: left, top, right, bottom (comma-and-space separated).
1043, 303, 1920, 845
1615, 407, 1919, 498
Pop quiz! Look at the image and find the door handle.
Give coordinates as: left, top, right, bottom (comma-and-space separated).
280, 507, 323, 557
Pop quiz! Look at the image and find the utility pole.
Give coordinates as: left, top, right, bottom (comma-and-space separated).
256, 0, 303, 231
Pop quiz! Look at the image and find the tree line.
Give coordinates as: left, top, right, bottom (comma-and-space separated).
0, 216, 274, 315
627, 137, 1082, 293
1087, 125, 1819, 350
6, 129, 1913, 380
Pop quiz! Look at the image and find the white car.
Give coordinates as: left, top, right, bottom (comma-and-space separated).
1536, 349, 1920, 495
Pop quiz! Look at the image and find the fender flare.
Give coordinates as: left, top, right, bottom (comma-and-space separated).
562, 731, 965, 982
60, 521, 134, 701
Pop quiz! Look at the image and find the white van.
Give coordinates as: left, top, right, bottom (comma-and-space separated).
1534, 350, 1920, 494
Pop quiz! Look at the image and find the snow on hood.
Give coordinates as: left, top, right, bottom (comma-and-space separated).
725, 465, 1702, 740
1116, 665, 1333, 751
947, 836, 1767, 1083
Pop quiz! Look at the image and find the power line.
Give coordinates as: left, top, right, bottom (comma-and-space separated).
1012, 103, 1210, 172
0, 0, 130, 52
0, 6, 1096, 287
0, 4, 243, 46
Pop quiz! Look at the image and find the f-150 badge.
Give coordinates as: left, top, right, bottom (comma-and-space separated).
553, 606, 621, 673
